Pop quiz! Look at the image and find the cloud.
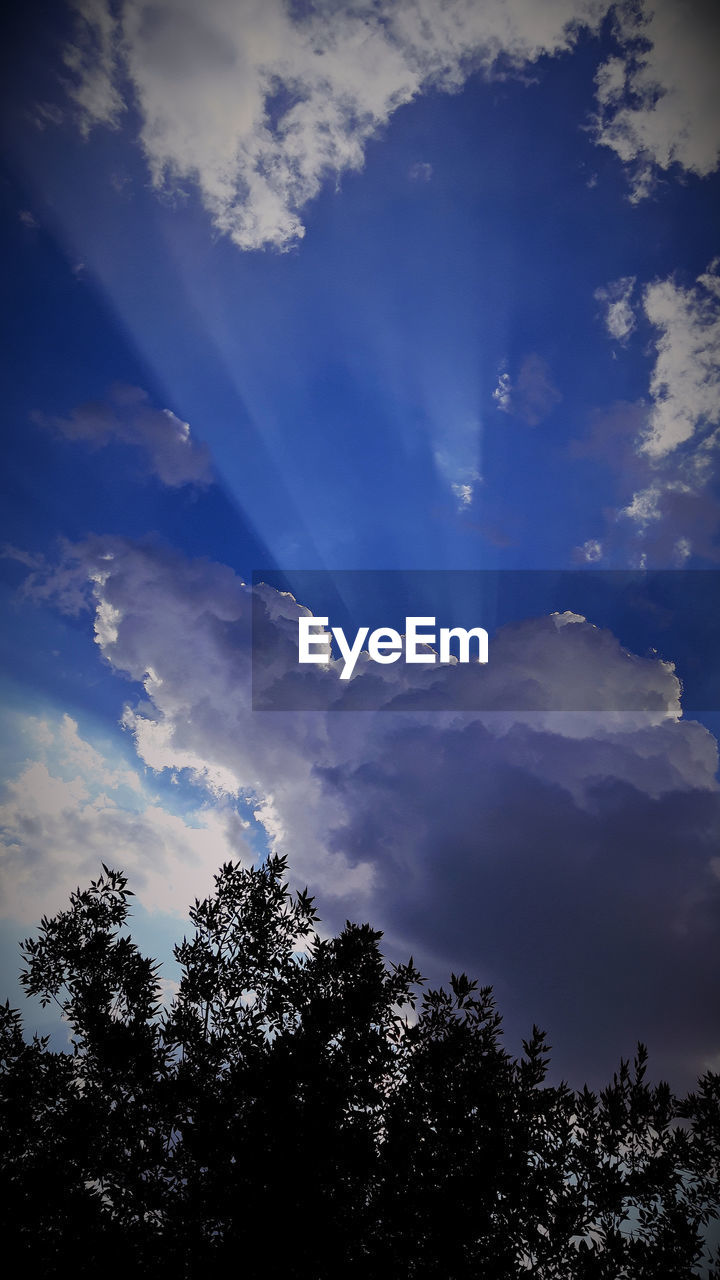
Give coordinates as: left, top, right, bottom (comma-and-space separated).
493, 370, 512, 413
17, 534, 720, 1083
408, 161, 433, 182
575, 537, 603, 563
0, 712, 253, 922
595, 275, 636, 342
493, 355, 561, 426
33, 384, 212, 486
592, 0, 720, 198
640, 260, 720, 459
64, 0, 126, 129
575, 262, 720, 564
433, 417, 482, 509
58, 0, 607, 252
51, 2, 720, 244
451, 481, 474, 508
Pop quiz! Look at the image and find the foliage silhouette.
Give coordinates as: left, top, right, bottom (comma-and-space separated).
1, 857, 718, 1277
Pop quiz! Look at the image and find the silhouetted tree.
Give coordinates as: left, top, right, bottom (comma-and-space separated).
1, 857, 718, 1278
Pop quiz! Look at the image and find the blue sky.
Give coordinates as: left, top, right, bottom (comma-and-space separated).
1, 0, 719, 1088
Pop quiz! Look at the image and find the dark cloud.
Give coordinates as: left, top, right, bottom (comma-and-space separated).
19, 536, 720, 1090
318, 718, 720, 1087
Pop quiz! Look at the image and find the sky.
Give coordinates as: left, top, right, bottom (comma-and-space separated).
1, 0, 719, 1091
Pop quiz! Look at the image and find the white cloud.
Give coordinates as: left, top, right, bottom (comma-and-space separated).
59, 0, 607, 252
593, 0, 720, 198
451, 481, 474, 508
64, 0, 125, 129
641, 260, 720, 458
619, 484, 665, 528
595, 275, 636, 342
51, 2, 720, 244
576, 538, 603, 562
0, 712, 253, 922
582, 262, 720, 561
493, 370, 512, 413
34, 383, 212, 486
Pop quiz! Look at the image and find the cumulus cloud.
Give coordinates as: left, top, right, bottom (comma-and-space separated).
593, 0, 720, 199
52, 2, 720, 244
318, 716, 720, 1085
17, 533, 720, 1083
0, 712, 253, 922
33, 383, 212, 486
58, 0, 608, 252
595, 275, 636, 342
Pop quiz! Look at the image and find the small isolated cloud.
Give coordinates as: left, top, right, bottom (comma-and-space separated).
18, 209, 39, 229
34, 383, 212, 487
493, 370, 512, 413
56, 0, 607, 252
575, 538, 603, 563
451, 481, 474, 508
593, 0, 720, 199
595, 276, 636, 342
674, 536, 692, 564
408, 161, 433, 182
493, 355, 561, 426
435, 451, 481, 511
432, 404, 482, 509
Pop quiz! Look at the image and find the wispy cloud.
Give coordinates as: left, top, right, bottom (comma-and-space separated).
492, 369, 512, 414
33, 383, 212, 487
575, 537, 603, 563
595, 276, 636, 342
